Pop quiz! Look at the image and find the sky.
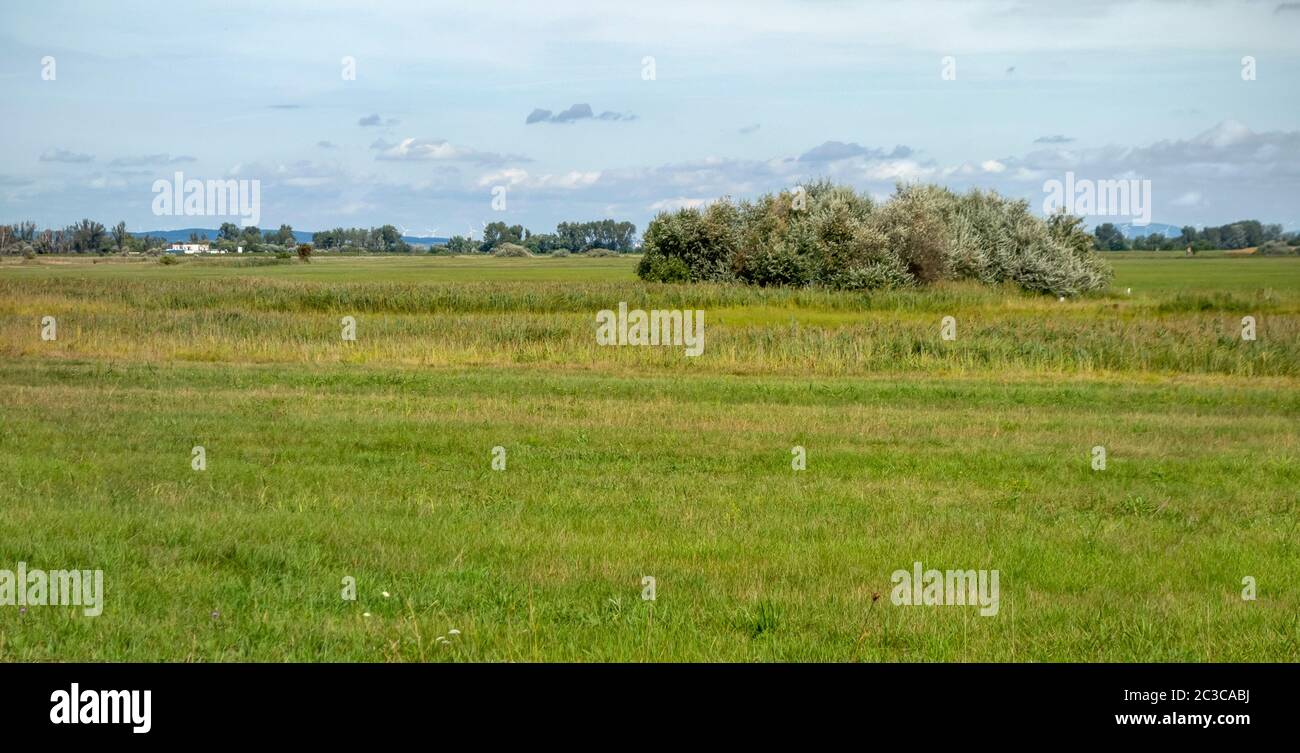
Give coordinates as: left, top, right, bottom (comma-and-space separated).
1, 0, 1298, 238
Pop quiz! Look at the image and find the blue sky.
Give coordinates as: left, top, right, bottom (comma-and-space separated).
1, 0, 1298, 236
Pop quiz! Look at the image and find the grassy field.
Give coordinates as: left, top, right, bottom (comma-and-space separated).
1, 253, 1297, 661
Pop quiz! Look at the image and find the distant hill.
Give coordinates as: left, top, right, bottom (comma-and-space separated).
131, 228, 449, 246
1114, 222, 1184, 240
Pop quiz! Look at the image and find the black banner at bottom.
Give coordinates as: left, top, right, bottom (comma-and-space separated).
0, 662, 1288, 741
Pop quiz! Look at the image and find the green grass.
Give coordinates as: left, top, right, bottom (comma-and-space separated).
0, 254, 1297, 661
1104, 254, 1300, 293
0, 253, 637, 283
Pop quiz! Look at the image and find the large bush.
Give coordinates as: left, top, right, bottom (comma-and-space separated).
1257, 240, 1298, 256
637, 182, 1112, 296
638, 201, 740, 283
492, 243, 532, 258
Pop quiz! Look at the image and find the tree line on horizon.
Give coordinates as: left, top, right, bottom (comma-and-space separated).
1092, 219, 1299, 252
3, 214, 1296, 257
0, 217, 638, 256
0, 219, 155, 255
442, 219, 637, 255
0, 219, 303, 256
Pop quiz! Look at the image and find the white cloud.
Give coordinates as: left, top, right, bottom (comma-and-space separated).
377, 138, 526, 165
537, 170, 602, 189
864, 159, 936, 182
87, 174, 128, 189
477, 168, 601, 189
109, 154, 196, 167
477, 168, 529, 187
649, 197, 714, 212
1192, 120, 1252, 149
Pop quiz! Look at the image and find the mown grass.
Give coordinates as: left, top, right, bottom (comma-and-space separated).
0, 254, 1297, 661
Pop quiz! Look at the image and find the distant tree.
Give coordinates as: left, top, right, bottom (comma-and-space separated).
556, 221, 584, 251
69, 219, 107, 253
311, 226, 407, 252
1, 221, 37, 254
1222, 223, 1248, 249
32, 229, 51, 254
311, 229, 337, 249
297, 243, 313, 262
1092, 222, 1127, 251
1134, 233, 1168, 251
523, 232, 562, 253
1238, 220, 1265, 247
481, 221, 524, 251
445, 235, 475, 254
1180, 218, 1292, 249
133, 234, 162, 254
111, 221, 128, 253
218, 222, 240, 242
378, 224, 405, 251
551, 220, 637, 252
275, 224, 295, 245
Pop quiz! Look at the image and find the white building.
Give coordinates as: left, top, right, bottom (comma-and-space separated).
169, 242, 213, 254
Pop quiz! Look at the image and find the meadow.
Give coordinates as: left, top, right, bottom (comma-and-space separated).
0, 252, 1297, 661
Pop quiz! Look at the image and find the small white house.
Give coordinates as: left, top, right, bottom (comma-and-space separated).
169, 242, 213, 254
